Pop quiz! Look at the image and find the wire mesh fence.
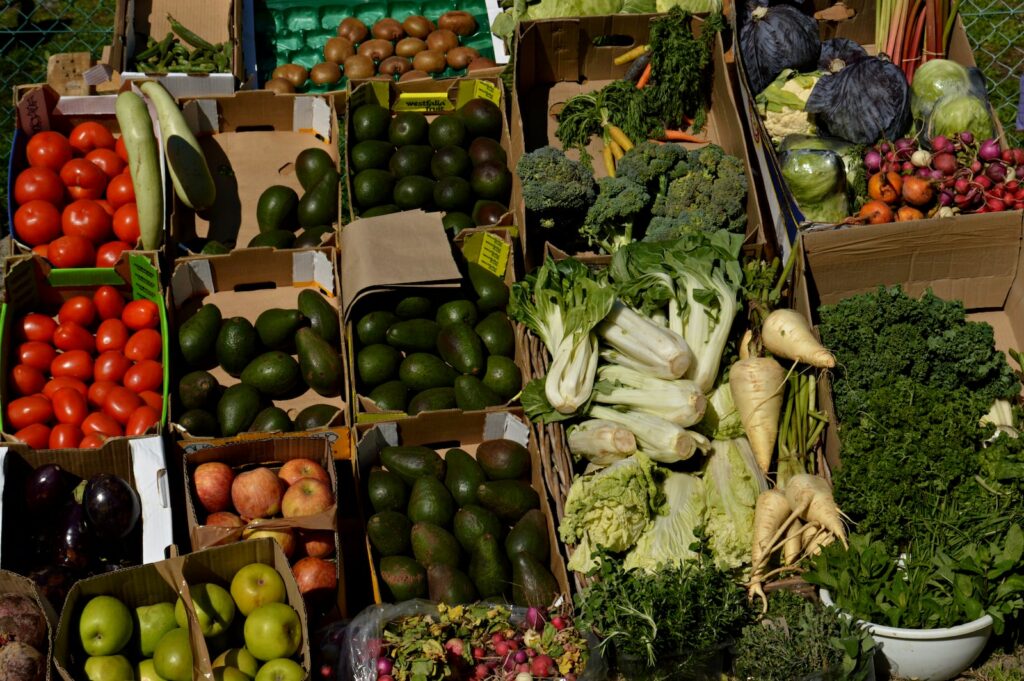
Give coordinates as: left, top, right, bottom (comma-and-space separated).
961, 0, 1024, 147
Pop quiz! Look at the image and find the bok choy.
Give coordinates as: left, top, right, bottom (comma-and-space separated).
594, 365, 706, 427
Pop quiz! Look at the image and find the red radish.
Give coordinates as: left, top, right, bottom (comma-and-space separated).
979, 138, 1000, 161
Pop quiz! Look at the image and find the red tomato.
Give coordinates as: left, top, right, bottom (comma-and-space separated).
96, 319, 129, 352
81, 412, 122, 437
124, 360, 162, 393
48, 236, 96, 269
122, 300, 160, 330
49, 423, 83, 449
13, 200, 61, 247
95, 199, 115, 217
124, 329, 162, 362
7, 395, 53, 430
69, 122, 115, 155
95, 241, 131, 268
93, 286, 126, 321
53, 322, 96, 354
103, 386, 141, 425
10, 365, 46, 397
112, 203, 140, 244
58, 296, 97, 328
115, 136, 129, 163
62, 199, 112, 244
14, 424, 51, 449
32, 245, 49, 258
27, 131, 72, 172
51, 387, 88, 425
85, 148, 125, 178
44, 377, 88, 399
14, 167, 64, 206
139, 390, 163, 412
87, 381, 117, 408
50, 350, 93, 381
59, 159, 106, 200
80, 433, 106, 448
94, 351, 132, 383
106, 174, 135, 210
126, 406, 160, 436
18, 313, 57, 343
18, 341, 57, 372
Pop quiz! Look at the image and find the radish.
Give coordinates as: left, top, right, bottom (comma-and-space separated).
730, 357, 787, 473
762, 309, 835, 368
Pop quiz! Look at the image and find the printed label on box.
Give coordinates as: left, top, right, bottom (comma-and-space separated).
461, 232, 509, 278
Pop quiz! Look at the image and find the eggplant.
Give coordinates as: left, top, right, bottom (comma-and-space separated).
82, 474, 140, 540
24, 463, 80, 515
27, 565, 75, 613
52, 502, 92, 570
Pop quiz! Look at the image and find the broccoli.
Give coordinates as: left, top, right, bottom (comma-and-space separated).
615, 141, 692, 195
515, 146, 597, 229
580, 176, 650, 254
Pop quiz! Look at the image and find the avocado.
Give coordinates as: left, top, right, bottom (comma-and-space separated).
453, 505, 503, 553
298, 289, 341, 345
476, 480, 539, 521
350, 139, 395, 172
248, 406, 293, 433
408, 387, 456, 414
511, 553, 559, 608
429, 115, 467, 149
469, 533, 511, 599
179, 303, 222, 368
431, 146, 472, 180
477, 439, 531, 480
455, 375, 503, 411
356, 310, 398, 345
467, 262, 510, 313
395, 296, 432, 319
358, 344, 401, 388
295, 148, 336, 190
361, 204, 400, 218
294, 225, 333, 248
389, 145, 434, 179
380, 445, 446, 484
353, 169, 394, 210
442, 211, 475, 235
459, 99, 503, 140
436, 300, 478, 328
256, 185, 299, 233
368, 469, 408, 513
473, 200, 509, 227
433, 176, 473, 212
216, 317, 260, 377
298, 168, 339, 228
389, 111, 429, 146
467, 137, 507, 166
444, 448, 486, 507
475, 312, 515, 357
367, 511, 412, 556
427, 564, 478, 605
380, 556, 427, 601
368, 380, 409, 412
437, 323, 485, 375
393, 175, 435, 210
240, 351, 301, 398
411, 522, 462, 568
482, 356, 522, 402
217, 383, 262, 437
352, 105, 391, 143
399, 353, 459, 391
385, 318, 440, 353
201, 240, 229, 255
178, 409, 218, 437
179, 370, 221, 411
295, 327, 344, 397
470, 161, 512, 203
247, 229, 296, 249
294, 403, 340, 430
505, 509, 549, 562
255, 308, 307, 351
407, 477, 456, 526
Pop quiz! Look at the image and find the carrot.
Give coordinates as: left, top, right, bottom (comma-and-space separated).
762, 309, 836, 368
783, 517, 804, 566
730, 357, 787, 473
660, 130, 709, 144
602, 144, 616, 177
614, 44, 649, 66
607, 125, 634, 151
784, 474, 848, 547
609, 139, 624, 161
636, 62, 652, 89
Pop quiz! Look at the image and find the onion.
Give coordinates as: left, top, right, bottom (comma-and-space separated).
959, 131, 975, 145
986, 162, 1007, 183
932, 152, 957, 175
931, 135, 953, 153
939, 191, 953, 206
937, 206, 956, 218
514, 650, 528, 664
915, 167, 932, 179
979, 138, 1001, 162
895, 137, 915, 152
525, 607, 544, 630
911, 149, 932, 167
864, 150, 882, 173
378, 658, 394, 675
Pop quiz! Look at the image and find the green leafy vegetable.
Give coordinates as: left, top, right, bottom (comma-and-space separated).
515, 146, 597, 230
624, 472, 705, 572
702, 437, 768, 572
580, 176, 650, 253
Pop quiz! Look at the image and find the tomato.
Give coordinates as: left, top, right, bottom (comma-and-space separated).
123, 300, 160, 330
58, 296, 97, 328
93, 286, 126, 321
112, 203, 140, 244
81, 412, 122, 437
14, 167, 64, 206
32, 245, 49, 258
80, 433, 106, 448
126, 405, 160, 436
14, 200, 61, 247
139, 390, 163, 412
87, 381, 117, 408
103, 386, 141, 425
106, 174, 135, 210
62, 199, 112, 244
59, 159, 106, 200
69, 122, 115, 155
18, 313, 57, 343
95, 199, 114, 217
27, 131, 72, 172
10, 365, 46, 397
44, 377, 88, 399
51, 386, 88, 426
85, 148, 125, 178
96, 241, 131, 268
14, 424, 51, 449
50, 350, 93, 381
123, 360, 162, 393
94, 351, 132, 384
115, 136, 129, 163
95, 318, 128, 353
125, 329, 162, 362
7, 395, 53, 430
48, 235, 96, 269
18, 341, 57, 372
53, 322, 96, 354
49, 423, 83, 449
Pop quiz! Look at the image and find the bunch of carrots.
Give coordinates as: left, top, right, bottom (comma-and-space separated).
876, 0, 959, 80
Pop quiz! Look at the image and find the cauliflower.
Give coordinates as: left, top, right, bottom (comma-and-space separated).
755, 69, 823, 144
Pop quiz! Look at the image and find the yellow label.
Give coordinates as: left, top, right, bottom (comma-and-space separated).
455, 80, 501, 109
394, 93, 454, 113
352, 81, 389, 109
461, 232, 509, 278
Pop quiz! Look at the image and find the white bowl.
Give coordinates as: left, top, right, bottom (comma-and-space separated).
820, 589, 993, 681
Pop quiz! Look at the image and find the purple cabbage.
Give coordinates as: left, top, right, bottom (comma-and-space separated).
817, 38, 868, 71
739, 2, 821, 95
804, 54, 911, 144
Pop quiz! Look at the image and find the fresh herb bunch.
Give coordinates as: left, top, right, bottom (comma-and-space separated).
555, 80, 649, 163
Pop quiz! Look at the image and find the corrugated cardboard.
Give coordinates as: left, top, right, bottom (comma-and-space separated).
0, 569, 59, 681
354, 409, 571, 604
168, 247, 348, 438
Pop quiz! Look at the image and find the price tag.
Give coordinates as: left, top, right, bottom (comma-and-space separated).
394, 93, 454, 113
461, 232, 509, 278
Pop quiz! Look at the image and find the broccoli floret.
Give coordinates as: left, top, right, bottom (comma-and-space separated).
581, 176, 650, 254
615, 141, 692, 194
515, 146, 597, 229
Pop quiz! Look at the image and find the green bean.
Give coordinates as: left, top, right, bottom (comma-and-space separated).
136, 32, 172, 62
167, 13, 216, 51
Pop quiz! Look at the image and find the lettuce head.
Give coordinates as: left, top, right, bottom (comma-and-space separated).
624, 472, 706, 572
703, 438, 768, 572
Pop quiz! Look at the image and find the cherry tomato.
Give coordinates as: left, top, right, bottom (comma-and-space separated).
115, 136, 129, 163
14, 424, 51, 449
18, 313, 57, 343
124, 360, 162, 393
58, 296, 97, 328
125, 329, 162, 362
18, 341, 57, 372
85, 148, 125, 178
81, 412, 122, 437
32, 245, 49, 258
60, 159, 106, 200
27, 131, 73, 172
14, 167, 64, 206
95, 241, 131, 268
10, 365, 46, 397
87, 381, 117, 408
139, 390, 163, 412
122, 300, 160, 330
49, 423, 83, 449
44, 377, 88, 399
80, 433, 106, 448
53, 322, 96, 354
69, 122, 115, 155
51, 387, 88, 425
95, 319, 129, 353
93, 286, 126, 321
112, 203, 140, 244
48, 235, 96, 269
14, 200, 61, 247
62, 199, 112, 244
50, 350, 93, 381
103, 386, 141, 425
106, 174, 135, 210
94, 351, 132, 384
7, 395, 53, 430
126, 405, 160, 436
95, 199, 115, 217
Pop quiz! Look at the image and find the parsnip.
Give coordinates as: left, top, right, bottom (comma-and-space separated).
730, 357, 787, 473
762, 309, 836, 368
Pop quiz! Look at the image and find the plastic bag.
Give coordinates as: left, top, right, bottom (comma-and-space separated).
779, 134, 863, 198
780, 148, 850, 223
925, 92, 995, 143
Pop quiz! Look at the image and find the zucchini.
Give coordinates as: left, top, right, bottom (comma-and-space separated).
115, 91, 164, 250
139, 80, 216, 212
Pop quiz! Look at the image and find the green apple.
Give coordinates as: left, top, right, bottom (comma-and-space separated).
79, 595, 134, 656
255, 658, 305, 681
137, 659, 168, 681
213, 648, 260, 677
153, 628, 193, 681
214, 667, 252, 681
175, 583, 235, 637
135, 602, 178, 657
84, 654, 135, 681
243, 603, 301, 661
230, 563, 286, 616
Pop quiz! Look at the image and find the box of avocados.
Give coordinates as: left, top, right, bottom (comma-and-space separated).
344, 77, 516, 239
169, 91, 340, 256
354, 409, 570, 605
168, 247, 348, 440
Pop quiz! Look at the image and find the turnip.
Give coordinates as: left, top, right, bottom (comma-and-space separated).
762, 310, 835, 369
730, 357, 787, 473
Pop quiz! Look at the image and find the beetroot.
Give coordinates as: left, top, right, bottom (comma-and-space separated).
0, 596, 45, 650
0, 642, 43, 681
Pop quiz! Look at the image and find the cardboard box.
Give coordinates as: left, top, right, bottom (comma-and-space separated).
510, 14, 766, 267
0, 569, 59, 681
170, 91, 339, 254
168, 247, 347, 438
53, 539, 311, 681
354, 409, 571, 603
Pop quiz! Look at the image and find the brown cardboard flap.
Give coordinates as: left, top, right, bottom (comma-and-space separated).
191, 505, 338, 550
0, 570, 56, 681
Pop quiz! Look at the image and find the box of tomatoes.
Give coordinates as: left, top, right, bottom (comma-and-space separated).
0, 251, 169, 449
7, 85, 167, 270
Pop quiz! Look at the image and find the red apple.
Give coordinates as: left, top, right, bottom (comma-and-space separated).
206, 511, 244, 528
298, 530, 334, 559
231, 468, 285, 520
292, 557, 336, 595
281, 478, 333, 518
242, 526, 295, 558
278, 458, 330, 486
194, 462, 235, 514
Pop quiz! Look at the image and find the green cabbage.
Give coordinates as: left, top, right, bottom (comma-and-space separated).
624, 472, 706, 572
910, 59, 970, 122
781, 148, 850, 224
703, 438, 768, 572
779, 134, 862, 201
755, 69, 822, 143
657, 0, 722, 12
926, 93, 995, 143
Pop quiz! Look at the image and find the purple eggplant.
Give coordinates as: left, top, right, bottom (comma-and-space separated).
82, 474, 140, 540
52, 502, 91, 570
24, 464, 80, 515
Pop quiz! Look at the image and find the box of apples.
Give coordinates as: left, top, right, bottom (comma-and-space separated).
52, 538, 312, 681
